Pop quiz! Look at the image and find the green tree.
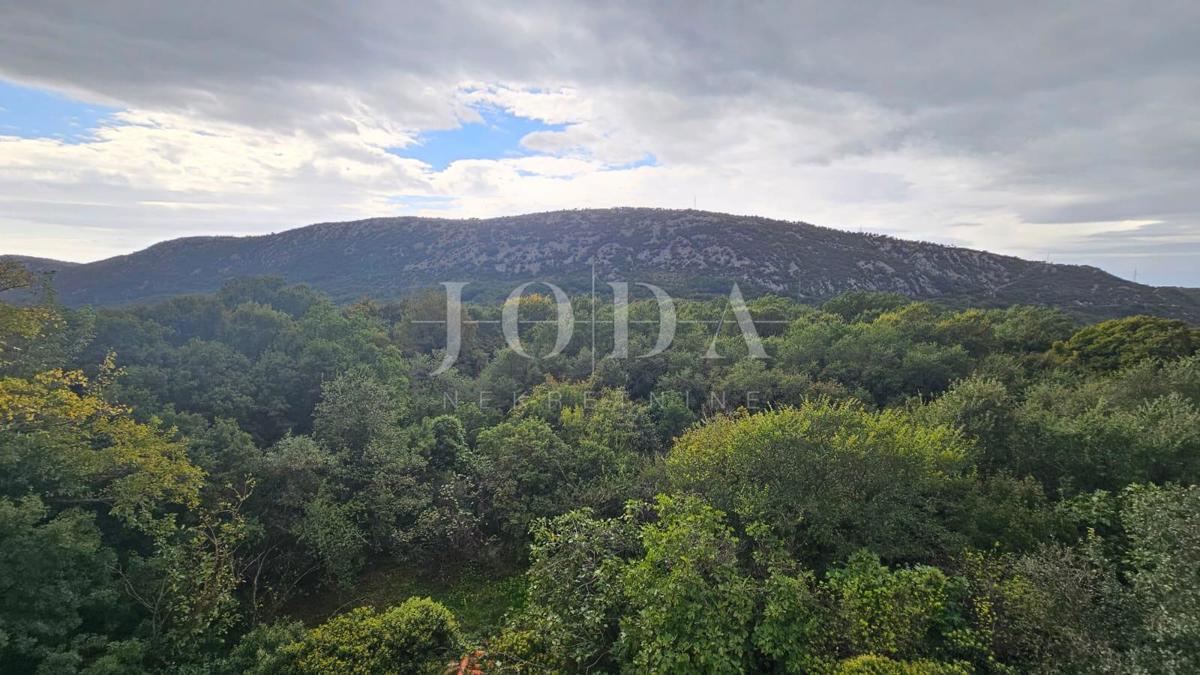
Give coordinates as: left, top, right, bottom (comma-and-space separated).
1013, 382, 1200, 492
992, 305, 1075, 353
923, 375, 1015, 471
474, 418, 608, 536
1119, 483, 1200, 671
312, 370, 404, 456
221, 301, 294, 358
668, 401, 972, 564
119, 491, 253, 665
284, 598, 462, 675
822, 292, 910, 323
619, 495, 755, 674
216, 620, 306, 675
0, 363, 203, 529
493, 507, 641, 672
424, 415, 468, 471
291, 492, 367, 588
754, 568, 837, 673
0, 497, 118, 671
1052, 315, 1198, 371
826, 551, 952, 659
0, 264, 73, 375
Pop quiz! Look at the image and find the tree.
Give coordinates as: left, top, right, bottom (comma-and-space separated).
355, 422, 483, 563
492, 507, 641, 672
0, 362, 203, 529
822, 292, 910, 323
558, 388, 656, 457
0, 265, 70, 375
283, 598, 462, 675
1118, 483, 1200, 671
619, 495, 755, 673
216, 620, 306, 675
1052, 315, 1198, 371
826, 551, 952, 659
159, 339, 257, 424
922, 375, 1015, 471
1013, 382, 1200, 493
216, 277, 321, 318
977, 485, 1200, 672
754, 568, 837, 673
934, 308, 1000, 357
312, 371, 403, 456
648, 390, 697, 445
715, 359, 811, 409
781, 319, 970, 404
424, 415, 468, 472
0, 497, 118, 671
668, 401, 972, 564
0, 356, 253, 671
221, 301, 294, 358
474, 418, 594, 536
992, 305, 1075, 353
119, 490, 253, 665
291, 492, 367, 588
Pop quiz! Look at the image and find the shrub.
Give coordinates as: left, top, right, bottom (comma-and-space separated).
285, 598, 461, 675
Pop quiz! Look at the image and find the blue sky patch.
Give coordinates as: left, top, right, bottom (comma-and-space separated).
388, 194, 458, 213
0, 79, 119, 143
609, 153, 658, 170
389, 105, 567, 171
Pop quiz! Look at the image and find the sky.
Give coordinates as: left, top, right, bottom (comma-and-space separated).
0, 2, 1197, 286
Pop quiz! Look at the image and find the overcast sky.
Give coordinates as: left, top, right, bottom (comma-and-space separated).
1, 1, 1198, 285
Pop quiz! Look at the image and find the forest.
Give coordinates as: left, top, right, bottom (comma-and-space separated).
2, 260, 1200, 674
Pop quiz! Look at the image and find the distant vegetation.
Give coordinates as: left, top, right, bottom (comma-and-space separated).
13, 208, 1200, 323
3, 261, 1200, 673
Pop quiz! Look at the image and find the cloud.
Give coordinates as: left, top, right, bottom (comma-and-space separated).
0, 1, 1197, 285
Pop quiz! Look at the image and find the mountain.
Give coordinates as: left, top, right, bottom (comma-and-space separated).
0, 255, 80, 274
7, 208, 1200, 322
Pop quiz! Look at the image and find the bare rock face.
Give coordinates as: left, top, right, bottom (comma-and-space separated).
18, 208, 1200, 321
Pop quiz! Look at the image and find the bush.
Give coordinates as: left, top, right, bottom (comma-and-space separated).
835, 654, 971, 674
619, 496, 755, 674
285, 598, 462, 675
1051, 315, 1197, 371
667, 401, 972, 564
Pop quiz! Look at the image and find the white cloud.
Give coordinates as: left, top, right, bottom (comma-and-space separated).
0, 2, 1197, 285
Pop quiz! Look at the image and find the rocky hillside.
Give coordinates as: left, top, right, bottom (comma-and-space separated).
8, 208, 1200, 321
0, 255, 80, 274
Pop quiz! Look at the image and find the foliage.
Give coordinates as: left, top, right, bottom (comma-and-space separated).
474, 417, 610, 536
618, 495, 756, 674
0, 362, 203, 529
826, 551, 952, 659
667, 401, 972, 564
0, 496, 117, 671
492, 507, 639, 671
119, 491, 253, 664
834, 655, 971, 674
4, 275, 1200, 673
1052, 314, 1198, 371
283, 598, 462, 675
754, 568, 836, 673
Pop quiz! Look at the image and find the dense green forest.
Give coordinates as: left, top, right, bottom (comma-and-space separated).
3, 260, 1200, 674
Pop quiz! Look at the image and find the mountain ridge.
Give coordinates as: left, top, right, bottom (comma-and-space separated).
0, 254, 81, 271
5, 208, 1199, 322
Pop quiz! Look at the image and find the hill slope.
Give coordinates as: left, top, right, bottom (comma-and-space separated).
11, 208, 1200, 321
0, 255, 80, 274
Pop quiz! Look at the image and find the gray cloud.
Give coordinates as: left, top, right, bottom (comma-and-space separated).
0, 1, 1198, 284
